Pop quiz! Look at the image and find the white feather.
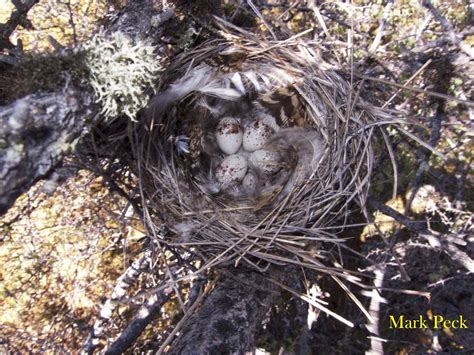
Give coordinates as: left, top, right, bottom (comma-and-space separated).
255, 111, 280, 132
259, 73, 272, 89
268, 68, 295, 86
243, 71, 262, 92
199, 85, 242, 100
168, 65, 213, 100
223, 76, 231, 89
197, 97, 222, 115
149, 65, 214, 113
230, 72, 246, 94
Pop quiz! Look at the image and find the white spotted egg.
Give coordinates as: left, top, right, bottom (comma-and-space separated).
216, 154, 248, 187
249, 149, 281, 175
242, 172, 258, 192
242, 120, 274, 152
215, 117, 243, 155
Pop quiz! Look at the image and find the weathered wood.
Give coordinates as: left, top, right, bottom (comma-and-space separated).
0, 91, 94, 215
170, 271, 280, 354
0, 0, 170, 215
0, 0, 39, 50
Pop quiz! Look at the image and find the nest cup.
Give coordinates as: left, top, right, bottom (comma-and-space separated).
137, 31, 382, 272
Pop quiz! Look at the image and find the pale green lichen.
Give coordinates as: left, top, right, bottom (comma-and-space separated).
83, 31, 161, 121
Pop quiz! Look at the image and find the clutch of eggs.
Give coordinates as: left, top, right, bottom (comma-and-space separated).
215, 116, 281, 191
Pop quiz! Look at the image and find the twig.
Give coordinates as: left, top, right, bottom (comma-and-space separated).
267, 277, 355, 327
404, 105, 445, 214
367, 197, 427, 232
46, 35, 65, 52
382, 59, 433, 108
230, 0, 245, 22
259, 3, 365, 33
395, 126, 447, 161
104, 289, 172, 355
186, 275, 206, 307
157, 277, 217, 354
84, 250, 153, 354
0, 0, 39, 51
422, 0, 474, 59
419, 231, 474, 272
367, 198, 474, 272
368, 0, 395, 54
247, 0, 278, 40
354, 72, 474, 106
65, 0, 78, 46
276, 0, 301, 21
308, 0, 331, 39
308, 0, 342, 64
365, 265, 386, 355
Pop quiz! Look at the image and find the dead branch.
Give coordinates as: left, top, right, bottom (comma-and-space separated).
0, 91, 94, 215
104, 290, 172, 355
169, 271, 280, 354
405, 104, 445, 214
0, 0, 39, 51
367, 197, 427, 232
369, 0, 395, 54
84, 249, 154, 354
422, 0, 474, 59
367, 198, 474, 272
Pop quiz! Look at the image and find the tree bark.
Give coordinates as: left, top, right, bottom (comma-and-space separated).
170, 271, 280, 354
0, 91, 94, 214
0, 0, 167, 215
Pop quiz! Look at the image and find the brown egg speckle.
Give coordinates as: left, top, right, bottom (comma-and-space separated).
215, 117, 243, 155
242, 120, 274, 152
216, 154, 248, 187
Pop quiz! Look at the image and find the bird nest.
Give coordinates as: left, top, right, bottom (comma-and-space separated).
133, 24, 388, 274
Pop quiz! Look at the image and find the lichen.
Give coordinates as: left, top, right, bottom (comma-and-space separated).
83, 31, 161, 121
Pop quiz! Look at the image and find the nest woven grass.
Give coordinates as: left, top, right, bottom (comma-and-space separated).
132, 22, 389, 279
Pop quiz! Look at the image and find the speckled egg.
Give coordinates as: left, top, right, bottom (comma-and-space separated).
216, 154, 248, 187
215, 117, 243, 155
249, 149, 281, 175
242, 120, 274, 152
242, 172, 258, 192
